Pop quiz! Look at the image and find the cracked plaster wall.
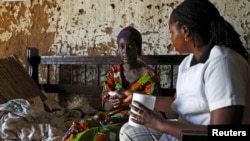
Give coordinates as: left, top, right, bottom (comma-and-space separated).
0, 0, 249, 89
0, 0, 249, 60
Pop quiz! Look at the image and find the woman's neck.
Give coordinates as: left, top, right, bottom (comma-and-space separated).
123, 61, 141, 71
192, 45, 208, 61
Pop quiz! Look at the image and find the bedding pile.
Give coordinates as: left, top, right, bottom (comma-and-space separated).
0, 96, 97, 141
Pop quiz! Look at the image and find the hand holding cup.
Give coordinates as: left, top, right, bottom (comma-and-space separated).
129, 93, 156, 127
108, 91, 125, 108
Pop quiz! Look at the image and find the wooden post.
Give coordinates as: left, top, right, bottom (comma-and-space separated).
27, 47, 40, 84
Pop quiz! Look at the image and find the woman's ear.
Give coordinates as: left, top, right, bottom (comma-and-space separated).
181, 25, 190, 38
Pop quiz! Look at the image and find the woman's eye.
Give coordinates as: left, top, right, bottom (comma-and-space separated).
119, 45, 124, 49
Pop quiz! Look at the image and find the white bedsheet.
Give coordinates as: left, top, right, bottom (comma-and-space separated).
0, 96, 85, 141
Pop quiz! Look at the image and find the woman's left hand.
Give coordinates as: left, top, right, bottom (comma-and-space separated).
129, 101, 165, 129
117, 90, 133, 104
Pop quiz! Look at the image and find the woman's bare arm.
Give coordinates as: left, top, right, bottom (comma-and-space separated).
152, 105, 244, 138
131, 101, 244, 139
154, 96, 175, 113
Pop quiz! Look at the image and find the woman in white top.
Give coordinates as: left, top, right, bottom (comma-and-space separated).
119, 0, 250, 141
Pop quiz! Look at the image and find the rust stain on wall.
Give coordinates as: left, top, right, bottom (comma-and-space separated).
78, 9, 85, 15
28, 1, 55, 55
0, 1, 56, 67
104, 27, 112, 35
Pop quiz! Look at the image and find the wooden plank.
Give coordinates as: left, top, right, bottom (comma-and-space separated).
38, 55, 187, 65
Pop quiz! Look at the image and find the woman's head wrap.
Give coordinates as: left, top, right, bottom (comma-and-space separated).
117, 26, 142, 55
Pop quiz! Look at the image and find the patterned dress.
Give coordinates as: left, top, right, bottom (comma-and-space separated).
102, 64, 161, 120
63, 64, 161, 141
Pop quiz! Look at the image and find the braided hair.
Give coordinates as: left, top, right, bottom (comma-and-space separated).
170, 0, 248, 60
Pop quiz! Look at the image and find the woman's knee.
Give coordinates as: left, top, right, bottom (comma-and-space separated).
119, 123, 133, 141
119, 122, 162, 141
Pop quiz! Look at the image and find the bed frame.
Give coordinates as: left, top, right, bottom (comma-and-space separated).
26, 47, 250, 141
27, 47, 186, 110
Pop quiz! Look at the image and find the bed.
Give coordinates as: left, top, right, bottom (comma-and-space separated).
1, 47, 249, 141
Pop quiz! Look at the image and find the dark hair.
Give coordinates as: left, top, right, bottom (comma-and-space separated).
117, 26, 142, 55
170, 0, 248, 60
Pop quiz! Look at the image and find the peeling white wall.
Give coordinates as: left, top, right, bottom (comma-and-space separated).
0, 0, 249, 96
0, 0, 249, 59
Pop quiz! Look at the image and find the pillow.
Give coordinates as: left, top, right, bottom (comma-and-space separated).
0, 56, 46, 104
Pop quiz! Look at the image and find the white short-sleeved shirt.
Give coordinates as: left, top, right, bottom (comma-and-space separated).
171, 46, 250, 125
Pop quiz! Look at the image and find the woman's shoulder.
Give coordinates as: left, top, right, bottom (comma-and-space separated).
109, 64, 122, 72
208, 46, 249, 66
178, 53, 193, 68
140, 64, 156, 75
141, 65, 161, 82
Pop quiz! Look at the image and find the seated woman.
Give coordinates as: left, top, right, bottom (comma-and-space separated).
63, 26, 161, 141
119, 0, 250, 141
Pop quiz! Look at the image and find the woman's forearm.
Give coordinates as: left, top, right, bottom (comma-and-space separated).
154, 119, 207, 139
154, 96, 175, 113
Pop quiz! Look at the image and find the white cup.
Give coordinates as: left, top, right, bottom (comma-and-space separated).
128, 93, 156, 127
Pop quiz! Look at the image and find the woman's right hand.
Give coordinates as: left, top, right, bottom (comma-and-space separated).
108, 90, 134, 108
130, 100, 165, 129
108, 91, 125, 108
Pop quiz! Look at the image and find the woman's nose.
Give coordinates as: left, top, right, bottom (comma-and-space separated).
120, 45, 128, 52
